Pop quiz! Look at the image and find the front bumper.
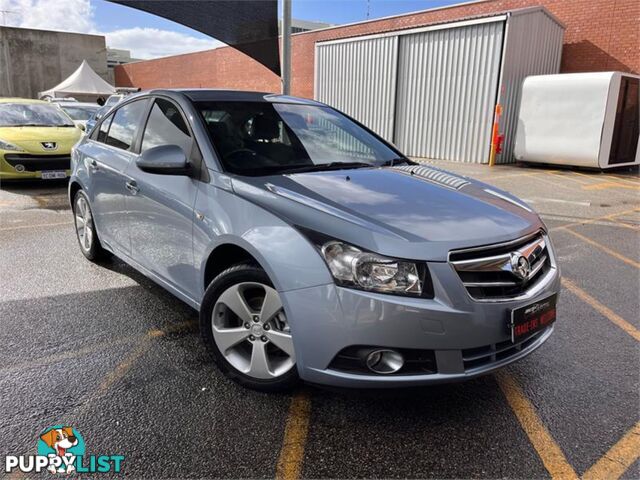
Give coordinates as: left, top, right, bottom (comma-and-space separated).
0, 152, 71, 180
281, 260, 560, 388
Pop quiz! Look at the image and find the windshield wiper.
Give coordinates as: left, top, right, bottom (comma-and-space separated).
380, 157, 414, 167
282, 162, 374, 174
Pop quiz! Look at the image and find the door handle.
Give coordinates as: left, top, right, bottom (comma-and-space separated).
125, 180, 139, 195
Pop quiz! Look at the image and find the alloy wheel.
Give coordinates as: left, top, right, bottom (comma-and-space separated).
211, 282, 295, 379
74, 195, 93, 252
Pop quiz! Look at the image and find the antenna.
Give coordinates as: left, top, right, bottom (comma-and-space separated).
366, 0, 370, 20
281, 0, 291, 95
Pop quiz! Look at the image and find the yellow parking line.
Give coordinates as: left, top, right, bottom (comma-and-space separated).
96, 337, 153, 393
0, 322, 193, 377
563, 278, 640, 342
583, 181, 640, 191
5, 323, 193, 480
548, 171, 591, 185
561, 228, 640, 269
496, 371, 579, 480
571, 171, 611, 185
0, 221, 72, 232
531, 173, 579, 191
485, 171, 544, 181
276, 390, 312, 480
0, 337, 134, 374
606, 212, 640, 231
582, 421, 640, 480
602, 174, 640, 186
550, 208, 640, 233
573, 170, 640, 187
71, 322, 194, 416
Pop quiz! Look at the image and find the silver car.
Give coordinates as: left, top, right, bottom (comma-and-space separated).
56, 101, 100, 131
69, 90, 560, 391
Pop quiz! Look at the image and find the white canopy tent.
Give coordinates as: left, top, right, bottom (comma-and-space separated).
39, 60, 116, 102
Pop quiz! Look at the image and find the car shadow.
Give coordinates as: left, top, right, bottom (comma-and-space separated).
1, 178, 69, 192
1, 179, 70, 211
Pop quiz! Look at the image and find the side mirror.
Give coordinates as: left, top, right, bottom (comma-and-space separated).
77, 123, 86, 132
136, 145, 190, 175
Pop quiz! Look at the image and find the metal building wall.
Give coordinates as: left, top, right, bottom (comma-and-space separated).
394, 20, 504, 163
314, 8, 564, 164
496, 10, 564, 163
315, 36, 398, 139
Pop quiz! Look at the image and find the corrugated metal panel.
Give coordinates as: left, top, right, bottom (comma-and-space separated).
394, 21, 504, 163
315, 36, 398, 140
496, 9, 564, 163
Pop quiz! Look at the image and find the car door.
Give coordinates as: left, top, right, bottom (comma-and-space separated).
85, 99, 149, 255
124, 97, 200, 300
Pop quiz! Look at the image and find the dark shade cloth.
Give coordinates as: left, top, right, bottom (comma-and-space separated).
108, 0, 280, 75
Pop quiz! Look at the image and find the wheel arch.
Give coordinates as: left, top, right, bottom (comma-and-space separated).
203, 243, 263, 289
68, 179, 84, 207
199, 230, 332, 296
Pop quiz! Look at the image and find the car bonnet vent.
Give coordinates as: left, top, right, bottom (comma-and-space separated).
392, 165, 470, 190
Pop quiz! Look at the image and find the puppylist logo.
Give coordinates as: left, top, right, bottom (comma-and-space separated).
4, 426, 124, 474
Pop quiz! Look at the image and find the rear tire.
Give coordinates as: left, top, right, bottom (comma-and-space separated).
200, 264, 299, 392
73, 190, 108, 261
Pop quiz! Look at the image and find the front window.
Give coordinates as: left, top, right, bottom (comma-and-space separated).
0, 103, 75, 127
61, 106, 98, 121
195, 101, 401, 175
141, 99, 192, 155
95, 113, 113, 143
104, 100, 147, 151
105, 95, 123, 107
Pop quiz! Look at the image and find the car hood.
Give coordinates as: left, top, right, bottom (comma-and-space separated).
232, 165, 544, 261
0, 126, 82, 154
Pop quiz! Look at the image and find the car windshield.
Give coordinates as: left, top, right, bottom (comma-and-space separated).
195, 101, 404, 175
0, 103, 76, 127
61, 106, 98, 121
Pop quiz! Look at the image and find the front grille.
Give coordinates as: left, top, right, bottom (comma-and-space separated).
462, 328, 548, 371
4, 154, 71, 172
449, 232, 552, 300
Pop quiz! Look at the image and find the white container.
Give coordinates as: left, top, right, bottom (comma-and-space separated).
514, 72, 639, 169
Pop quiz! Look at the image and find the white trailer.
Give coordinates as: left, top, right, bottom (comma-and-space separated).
514, 72, 639, 169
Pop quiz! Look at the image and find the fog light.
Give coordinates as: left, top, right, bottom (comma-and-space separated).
365, 349, 404, 374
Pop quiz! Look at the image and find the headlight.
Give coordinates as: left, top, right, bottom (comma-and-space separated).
0, 139, 23, 151
320, 240, 424, 295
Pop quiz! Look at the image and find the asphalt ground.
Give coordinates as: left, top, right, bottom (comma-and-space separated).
0, 162, 638, 479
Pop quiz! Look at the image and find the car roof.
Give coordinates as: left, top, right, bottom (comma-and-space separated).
0, 98, 49, 105
144, 89, 326, 106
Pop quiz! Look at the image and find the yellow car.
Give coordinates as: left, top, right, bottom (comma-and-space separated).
0, 98, 83, 180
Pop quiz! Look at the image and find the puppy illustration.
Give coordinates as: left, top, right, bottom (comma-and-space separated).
40, 427, 78, 473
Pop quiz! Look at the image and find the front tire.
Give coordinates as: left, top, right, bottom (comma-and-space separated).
73, 190, 107, 261
200, 264, 299, 392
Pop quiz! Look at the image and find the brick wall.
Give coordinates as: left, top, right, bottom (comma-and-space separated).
115, 0, 639, 99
